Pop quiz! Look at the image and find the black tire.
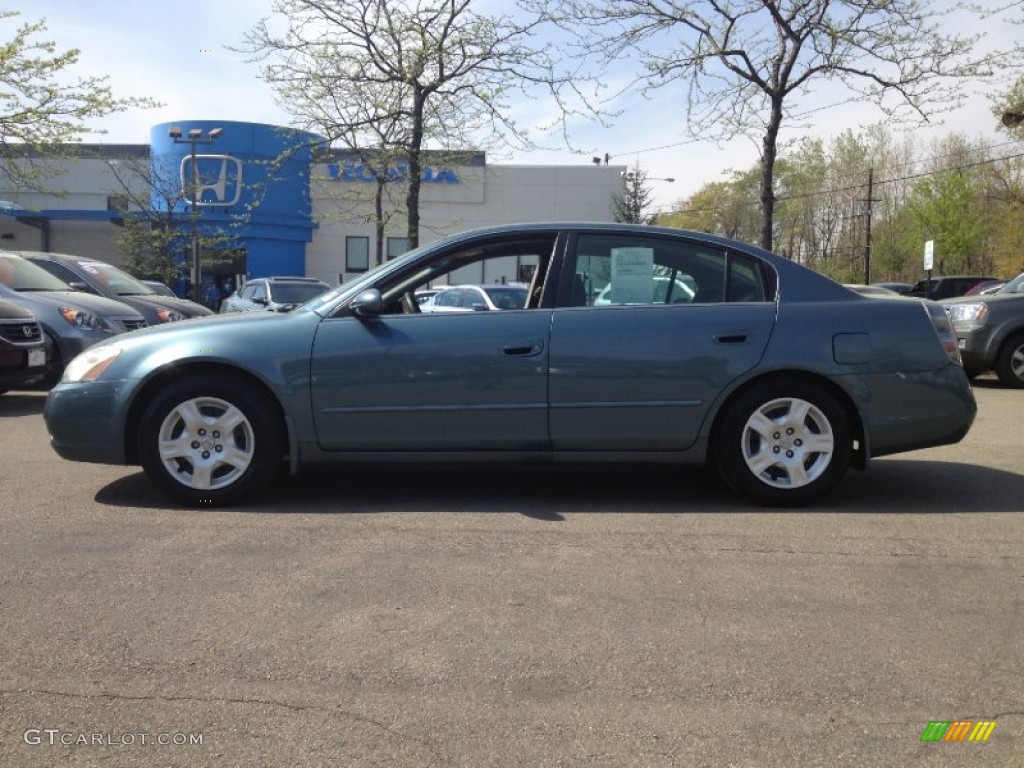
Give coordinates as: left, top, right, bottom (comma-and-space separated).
994, 333, 1024, 389
137, 373, 285, 507
715, 380, 851, 507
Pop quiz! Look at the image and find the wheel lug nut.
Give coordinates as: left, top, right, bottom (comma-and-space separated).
215, 445, 223, 453
795, 439, 802, 447
786, 428, 794, 435
213, 431, 220, 438
202, 451, 210, 459
198, 428, 206, 436
191, 441, 200, 449
773, 432, 781, 439
786, 450, 794, 458
773, 446, 781, 454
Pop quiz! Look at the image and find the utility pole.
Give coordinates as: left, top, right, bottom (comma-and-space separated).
862, 168, 879, 284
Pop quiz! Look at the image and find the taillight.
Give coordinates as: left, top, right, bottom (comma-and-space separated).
923, 302, 961, 365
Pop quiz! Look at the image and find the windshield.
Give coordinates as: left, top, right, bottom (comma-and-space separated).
77, 261, 156, 296
270, 282, 329, 304
0, 254, 77, 291
996, 273, 1024, 294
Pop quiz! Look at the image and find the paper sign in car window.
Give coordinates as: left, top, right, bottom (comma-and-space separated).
81, 262, 110, 286
610, 247, 654, 304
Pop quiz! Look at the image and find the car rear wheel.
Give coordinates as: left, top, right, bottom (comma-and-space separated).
716, 380, 851, 506
994, 333, 1024, 388
138, 374, 284, 506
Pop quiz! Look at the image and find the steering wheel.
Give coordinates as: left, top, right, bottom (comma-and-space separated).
401, 290, 422, 314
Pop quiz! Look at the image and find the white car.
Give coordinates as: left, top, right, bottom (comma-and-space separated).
426, 284, 528, 312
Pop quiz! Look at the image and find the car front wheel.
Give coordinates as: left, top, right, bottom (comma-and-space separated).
138, 374, 284, 506
994, 333, 1024, 388
716, 381, 851, 507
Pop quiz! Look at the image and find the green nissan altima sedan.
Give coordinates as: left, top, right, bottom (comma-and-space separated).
44, 223, 976, 507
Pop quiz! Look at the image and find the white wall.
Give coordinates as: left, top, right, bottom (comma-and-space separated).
306, 162, 626, 286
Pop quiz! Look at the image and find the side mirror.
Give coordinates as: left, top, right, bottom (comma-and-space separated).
252, 296, 267, 305
350, 288, 383, 318
69, 281, 93, 293
470, 302, 489, 311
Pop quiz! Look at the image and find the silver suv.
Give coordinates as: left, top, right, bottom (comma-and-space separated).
221, 277, 330, 313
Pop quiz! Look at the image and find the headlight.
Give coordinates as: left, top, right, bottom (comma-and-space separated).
58, 306, 109, 332
155, 308, 186, 323
944, 302, 988, 328
61, 345, 121, 383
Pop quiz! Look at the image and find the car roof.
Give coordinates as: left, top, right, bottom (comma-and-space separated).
258, 276, 327, 283
406, 222, 851, 303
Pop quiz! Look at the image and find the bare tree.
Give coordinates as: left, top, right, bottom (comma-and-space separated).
101, 154, 233, 288
531, 0, 991, 252
241, 0, 562, 249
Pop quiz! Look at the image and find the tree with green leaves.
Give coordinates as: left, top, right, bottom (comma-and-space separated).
0, 11, 159, 188
613, 164, 658, 223
657, 172, 760, 242
532, 0, 992, 253
242, 0, 561, 250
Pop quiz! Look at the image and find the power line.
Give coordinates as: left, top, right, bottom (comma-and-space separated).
664, 149, 1024, 216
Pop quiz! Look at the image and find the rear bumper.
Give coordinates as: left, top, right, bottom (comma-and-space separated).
850, 365, 976, 459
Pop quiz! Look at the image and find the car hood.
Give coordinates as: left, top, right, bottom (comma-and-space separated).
104, 304, 293, 342
2, 289, 146, 318
115, 294, 213, 317
943, 293, 1024, 305
0, 298, 36, 321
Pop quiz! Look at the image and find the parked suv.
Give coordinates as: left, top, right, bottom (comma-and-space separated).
905, 275, 997, 300
943, 272, 1024, 387
0, 298, 49, 394
0, 253, 146, 386
21, 251, 212, 326
221, 277, 330, 313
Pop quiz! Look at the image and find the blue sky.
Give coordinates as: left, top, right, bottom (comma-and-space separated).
9, 0, 1015, 212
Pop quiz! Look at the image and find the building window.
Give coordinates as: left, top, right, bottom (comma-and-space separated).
346, 236, 370, 272
386, 237, 410, 261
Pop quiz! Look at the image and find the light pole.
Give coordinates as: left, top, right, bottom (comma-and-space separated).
623, 171, 676, 183
169, 125, 224, 302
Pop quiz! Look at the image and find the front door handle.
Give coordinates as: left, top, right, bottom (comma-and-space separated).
503, 339, 545, 357
714, 332, 750, 344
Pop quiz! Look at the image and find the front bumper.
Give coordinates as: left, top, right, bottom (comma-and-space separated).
953, 327, 996, 373
44, 380, 131, 465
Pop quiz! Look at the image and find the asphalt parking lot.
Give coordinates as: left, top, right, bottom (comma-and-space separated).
1, 380, 1021, 767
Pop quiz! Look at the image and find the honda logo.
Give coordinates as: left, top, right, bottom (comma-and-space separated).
181, 154, 243, 207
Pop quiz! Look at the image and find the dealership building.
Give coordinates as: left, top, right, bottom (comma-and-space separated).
0, 121, 626, 292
